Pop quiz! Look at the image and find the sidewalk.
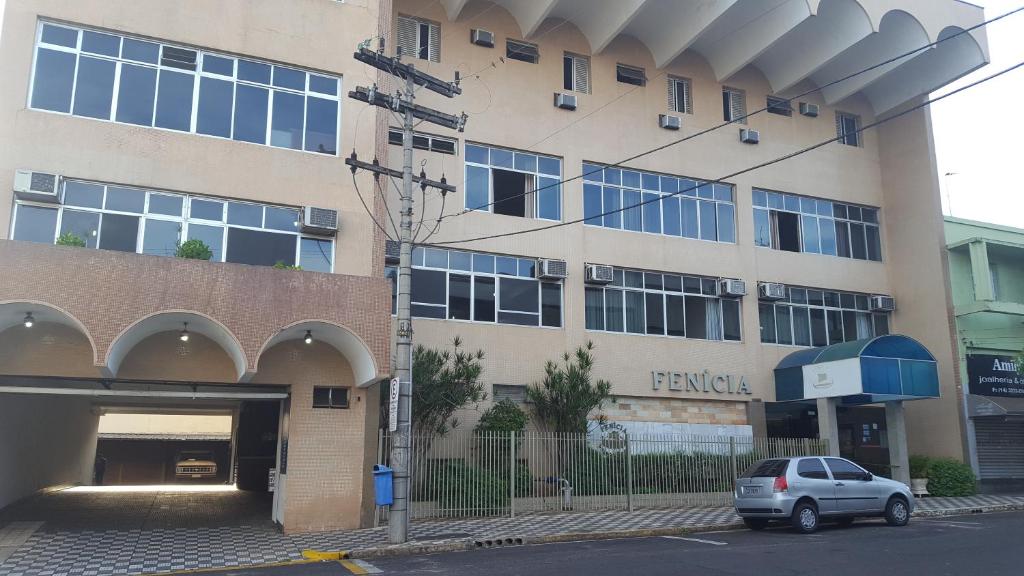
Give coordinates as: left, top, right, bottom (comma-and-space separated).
2, 495, 1024, 576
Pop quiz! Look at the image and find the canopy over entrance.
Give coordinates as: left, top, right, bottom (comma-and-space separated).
774, 335, 939, 404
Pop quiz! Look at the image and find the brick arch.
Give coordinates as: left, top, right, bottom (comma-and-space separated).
0, 300, 99, 365
257, 319, 382, 387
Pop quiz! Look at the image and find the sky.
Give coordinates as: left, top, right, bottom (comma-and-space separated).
931, 0, 1024, 229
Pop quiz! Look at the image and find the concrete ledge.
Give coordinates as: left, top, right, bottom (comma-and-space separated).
916, 502, 1024, 518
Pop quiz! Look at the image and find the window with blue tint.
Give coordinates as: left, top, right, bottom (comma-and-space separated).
197, 77, 233, 137
29, 22, 341, 154
300, 238, 332, 272
717, 203, 735, 243
583, 183, 602, 225
72, 57, 116, 119
760, 285, 888, 346
265, 206, 298, 231
31, 49, 77, 112
64, 181, 104, 208
13, 205, 58, 243
191, 199, 224, 221
82, 31, 119, 56
449, 251, 472, 271
465, 143, 562, 220
584, 162, 735, 243
149, 194, 183, 216
228, 202, 263, 226
753, 188, 881, 261
116, 64, 157, 126
518, 258, 536, 278
154, 70, 194, 131
304, 97, 337, 154
496, 256, 518, 276
105, 187, 146, 213
271, 91, 304, 149
233, 84, 268, 144
143, 219, 180, 256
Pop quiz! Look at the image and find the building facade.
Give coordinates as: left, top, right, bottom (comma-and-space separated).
946, 217, 1024, 492
0, 0, 990, 532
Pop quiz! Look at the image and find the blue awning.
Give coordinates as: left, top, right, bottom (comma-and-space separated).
774, 335, 940, 404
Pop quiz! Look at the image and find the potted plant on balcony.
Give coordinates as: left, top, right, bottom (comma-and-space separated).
175, 239, 213, 261
909, 455, 931, 496
56, 232, 86, 247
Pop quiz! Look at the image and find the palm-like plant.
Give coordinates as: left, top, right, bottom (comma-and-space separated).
527, 341, 611, 435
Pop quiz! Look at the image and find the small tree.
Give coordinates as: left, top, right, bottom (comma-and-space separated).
56, 232, 86, 247
527, 341, 612, 435
410, 336, 486, 438
475, 398, 529, 436
175, 239, 213, 260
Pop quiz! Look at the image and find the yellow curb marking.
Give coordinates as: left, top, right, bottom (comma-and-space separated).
302, 549, 351, 560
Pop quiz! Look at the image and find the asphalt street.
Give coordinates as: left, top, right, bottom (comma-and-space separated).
192, 511, 1024, 576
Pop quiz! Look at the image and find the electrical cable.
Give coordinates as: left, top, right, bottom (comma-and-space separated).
423, 58, 1024, 247
439, 6, 1024, 220
351, 171, 398, 241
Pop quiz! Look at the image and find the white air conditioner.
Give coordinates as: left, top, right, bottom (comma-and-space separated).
799, 102, 820, 118
758, 282, 787, 301
658, 114, 681, 130
471, 29, 494, 48
719, 278, 747, 298
301, 206, 339, 236
554, 92, 577, 111
13, 169, 60, 203
585, 264, 614, 284
537, 258, 568, 280
385, 239, 400, 264
869, 295, 896, 312
740, 128, 760, 144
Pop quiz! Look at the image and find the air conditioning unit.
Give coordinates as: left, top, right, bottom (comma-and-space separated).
385, 239, 400, 264
658, 114, 681, 130
536, 258, 568, 280
301, 206, 339, 236
13, 170, 60, 203
758, 282, 787, 301
585, 264, 614, 284
554, 92, 577, 111
740, 128, 760, 144
799, 102, 820, 118
869, 295, 896, 312
470, 29, 494, 48
719, 278, 747, 298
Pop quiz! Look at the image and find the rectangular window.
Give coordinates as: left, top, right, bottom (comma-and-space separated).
760, 286, 890, 346
616, 64, 645, 86
753, 189, 881, 262
563, 52, 590, 93
668, 76, 692, 114
465, 143, 561, 221
397, 15, 440, 62
29, 21, 341, 155
766, 96, 792, 116
13, 177, 323, 269
723, 87, 746, 123
312, 387, 349, 409
387, 128, 457, 155
506, 39, 538, 64
836, 111, 861, 147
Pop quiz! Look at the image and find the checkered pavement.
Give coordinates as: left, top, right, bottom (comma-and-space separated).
2, 493, 1024, 576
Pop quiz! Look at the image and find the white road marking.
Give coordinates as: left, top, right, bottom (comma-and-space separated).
351, 559, 383, 573
661, 536, 728, 546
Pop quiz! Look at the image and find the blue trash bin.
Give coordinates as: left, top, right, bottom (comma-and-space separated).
373, 464, 394, 506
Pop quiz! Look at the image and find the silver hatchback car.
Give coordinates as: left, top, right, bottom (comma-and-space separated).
734, 456, 915, 533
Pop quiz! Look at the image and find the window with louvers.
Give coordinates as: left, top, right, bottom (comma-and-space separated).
835, 112, 861, 147
668, 76, 692, 114
723, 87, 746, 124
397, 15, 440, 62
563, 53, 590, 94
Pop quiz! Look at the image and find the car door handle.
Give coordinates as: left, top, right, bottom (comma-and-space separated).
834, 482, 845, 487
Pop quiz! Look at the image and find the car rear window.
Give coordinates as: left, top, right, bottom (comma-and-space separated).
741, 459, 789, 478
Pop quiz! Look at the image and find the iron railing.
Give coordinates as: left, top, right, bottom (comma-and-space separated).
376, 431, 827, 522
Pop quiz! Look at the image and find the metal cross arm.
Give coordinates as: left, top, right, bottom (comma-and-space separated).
353, 46, 461, 98
348, 86, 467, 132
346, 153, 456, 195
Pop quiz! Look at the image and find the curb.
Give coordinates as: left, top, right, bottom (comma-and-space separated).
916, 502, 1024, 518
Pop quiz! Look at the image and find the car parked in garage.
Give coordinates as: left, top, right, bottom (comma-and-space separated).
734, 456, 914, 533
174, 450, 218, 480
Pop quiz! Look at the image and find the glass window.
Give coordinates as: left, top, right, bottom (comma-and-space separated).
537, 177, 560, 221
776, 305, 793, 345
662, 196, 681, 237
122, 38, 159, 63
98, 213, 139, 252
64, 181, 104, 208
850, 223, 867, 260
472, 253, 494, 273
154, 70, 194, 131
41, 24, 79, 48
699, 201, 717, 240
448, 274, 471, 320
228, 202, 263, 227
825, 458, 868, 480
31, 49, 77, 112
625, 291, 645, 334
309, 75, 337, 95
642, 192, 661, 234
622, 190, 643, 232
203, 54, 234, 76
105, 187, 145, 213
73, 57, 116, 119
583, 183, 602, 225
149, 194, 183, 217
13, 205, 58, 243
237, 59, 271, 83
305, 97, 338, 155
300, 238, 332, 272
500, 278, 539, 313
684, 295, 707, 339
585, 287, 605, 331
273, 66, 305, 91
82, 31, 119, 56
265, 207, 298, 231
603, 187, 621, 229
190, 199, 223, 221
722, 299, 741, 341
197, 77, 234, 138
233, 84, 269, 144
645, 292, 664, 335
474, 276, 496, 322
60, 210, 100, 248
681, 199, 698, 239
270, 91, 304, 150
187, 223, 223, 261
116, 64, 157, 126
666, 294, 685, 337
465, 165, 489, 212
802, 215, 820, 253
797, 458, 829, 480
143, 219, 181, 256
225, 228, 295, 266
605, 289, 624, 332
717, 203, 735, 243
541, 283, 562, 327
759, 303, 777, 344
425, 248, 448, 268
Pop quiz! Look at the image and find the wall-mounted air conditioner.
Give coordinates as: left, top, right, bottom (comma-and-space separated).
537, 259, 568, 280
719, 278, 747, 298
870, 295, 896, 312
13, 170, 60, 203
758, 282, 787, 301
585, 264, 614, 284
658, 114, 681, 130
740, 128, 760, 144
799, 102, 820, 118
470, 29, 494, 48
554, 92, 577, 111
301, 206, 339, 236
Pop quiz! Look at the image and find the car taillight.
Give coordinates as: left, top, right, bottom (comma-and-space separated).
773, 475, 788, 493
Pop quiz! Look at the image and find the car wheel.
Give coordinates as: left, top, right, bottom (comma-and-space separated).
791, 501, 819, 534
836, 517, 855, 527
885, 497, 910, 527
743, 518, 769, 531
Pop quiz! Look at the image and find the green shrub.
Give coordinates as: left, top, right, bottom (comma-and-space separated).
909, 455, 931, 479
56, 232, 86, 247
175, 239, 213, 260
475, 399, 528, 435
273, 261, 302, 270
927, 458, 976, 496
434, 462, 508, 513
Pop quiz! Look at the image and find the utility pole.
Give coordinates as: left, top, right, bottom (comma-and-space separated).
347, 42, 464, 544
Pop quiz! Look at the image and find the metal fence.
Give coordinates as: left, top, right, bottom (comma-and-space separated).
376, 431, 827, 522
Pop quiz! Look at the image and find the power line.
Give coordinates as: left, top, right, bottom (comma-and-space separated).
351, 172, 397, 241
424, 58, 1024, 247
441, 6, 1024, 220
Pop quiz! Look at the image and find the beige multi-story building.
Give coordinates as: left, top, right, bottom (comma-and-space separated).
0, 0, 990, 532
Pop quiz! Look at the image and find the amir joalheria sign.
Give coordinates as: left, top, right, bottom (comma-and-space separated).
967, 354, 1024, 397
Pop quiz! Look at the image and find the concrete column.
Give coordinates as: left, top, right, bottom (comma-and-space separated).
968, 241, 994, 301
886, 401, 910, 486
816, 397, 840, 456
746, 399, 767, 437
